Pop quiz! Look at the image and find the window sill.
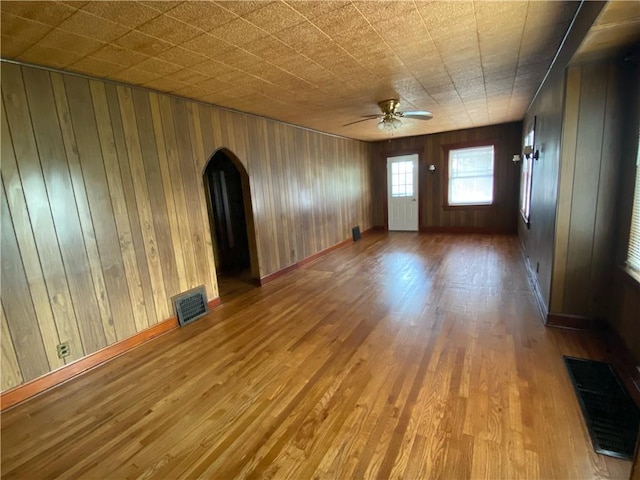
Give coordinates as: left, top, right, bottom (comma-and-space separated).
619, 265, 640, 291
443, 203, 493, 211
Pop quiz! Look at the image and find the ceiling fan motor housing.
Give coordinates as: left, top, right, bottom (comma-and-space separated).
378, 99, 400, 115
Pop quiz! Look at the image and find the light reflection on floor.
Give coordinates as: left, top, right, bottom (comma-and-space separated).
366, 232, 531, 322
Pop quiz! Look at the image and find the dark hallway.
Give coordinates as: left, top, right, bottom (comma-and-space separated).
204, 150, 256, 298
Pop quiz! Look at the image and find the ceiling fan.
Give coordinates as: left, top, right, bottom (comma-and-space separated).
344, 99, 433, 131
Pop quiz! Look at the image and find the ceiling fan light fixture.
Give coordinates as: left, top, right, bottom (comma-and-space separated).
377, 116, 402, 131
344, 98, 432, 131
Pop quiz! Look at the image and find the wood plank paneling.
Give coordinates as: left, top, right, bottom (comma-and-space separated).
611, 272, 640, 363
550, 66, 581, 314
519, 66, 566, 311
564, 62, 608, 316
195, 102, 222, 288
1, 101, 64, 370
51, 73, 117, 347
0, 304, 23, 391
117, 85, 169, 321
0, 62, 373, 391
156, 94, 198, 289
171, 97, 212, 289
0, 182, 49, 380
90, 80, 149, 335
104, 83, 158, 327
371, 122, 522, 233
188, 102, 218, 298
549, 59, 630, 321
608, 56, 640, 364
148, 93, 188, 293
2, 63, 85, 366
65, 75, 137, 340
517, 3, 634, 329
22, 67, 107, 354
132, 89, 180, 306
588, 62, 623, 318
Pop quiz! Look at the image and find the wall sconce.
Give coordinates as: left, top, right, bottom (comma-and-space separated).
524, 145, 539, 160
428, 164, 436, 173
512, 155, 521, 163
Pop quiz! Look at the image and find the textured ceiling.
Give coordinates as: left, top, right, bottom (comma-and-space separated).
0, 1, 587, 140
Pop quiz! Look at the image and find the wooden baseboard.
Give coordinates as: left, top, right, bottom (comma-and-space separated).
419, 226, 515, 234
532, 285, 548, 325
260, 263, 299, 285
1, 297, 221, 412
519, 249, 548, 325
260, 227, 378, 285
368, 226, 513, 234
546, 313, 592, 330
516, 234, 596, 332
207, 298, 221, 310
297, 238, 352, 267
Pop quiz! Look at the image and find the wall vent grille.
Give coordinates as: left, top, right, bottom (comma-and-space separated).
352, 225, 361, 241
174, 286, 208, 327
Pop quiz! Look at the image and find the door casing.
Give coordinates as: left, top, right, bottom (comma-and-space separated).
387, 153, 419, 231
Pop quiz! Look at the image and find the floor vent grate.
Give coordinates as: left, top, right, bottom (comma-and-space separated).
563, 356, 639, 460
174, 286, 208, 327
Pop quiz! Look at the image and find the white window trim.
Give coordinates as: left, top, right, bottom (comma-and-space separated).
446, 144, 495, 207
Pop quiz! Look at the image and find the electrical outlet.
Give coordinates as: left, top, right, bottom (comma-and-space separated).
57, 342, 70, 359
290, 249, 295, 260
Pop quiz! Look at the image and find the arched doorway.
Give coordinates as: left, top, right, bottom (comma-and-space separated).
203, 149, 259, 298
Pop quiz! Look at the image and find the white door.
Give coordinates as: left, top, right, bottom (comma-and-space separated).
387, 154, 419, 231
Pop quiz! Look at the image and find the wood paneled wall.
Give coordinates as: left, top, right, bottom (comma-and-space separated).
611, 272, 640, 363
519, 66, 566, 312
371, 122, 522, 232
517, 1, 606, 314
521, 58, 634, 322
519, 32, 639, 362
610, 53, 640, 363
0, 62, 372, 391
550, 60, 625, 319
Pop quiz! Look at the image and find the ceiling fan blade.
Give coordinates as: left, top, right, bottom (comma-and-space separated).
400, 111, 433, 121
343, 115, 380, 127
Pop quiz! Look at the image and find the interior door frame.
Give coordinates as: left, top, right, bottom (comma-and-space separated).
202, 147, 260, 283
380, 148, 423, 231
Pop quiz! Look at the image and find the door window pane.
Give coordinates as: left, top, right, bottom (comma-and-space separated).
391, 160, 414, 197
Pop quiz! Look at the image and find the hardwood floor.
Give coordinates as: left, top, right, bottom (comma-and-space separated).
217, 270, 257, 300
0, 232, 633, 479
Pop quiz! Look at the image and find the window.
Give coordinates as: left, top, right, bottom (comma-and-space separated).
627, 130, 640, 274
520, 117, 535, 224
391, 160, 414, 197
447, 145, 494, 206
